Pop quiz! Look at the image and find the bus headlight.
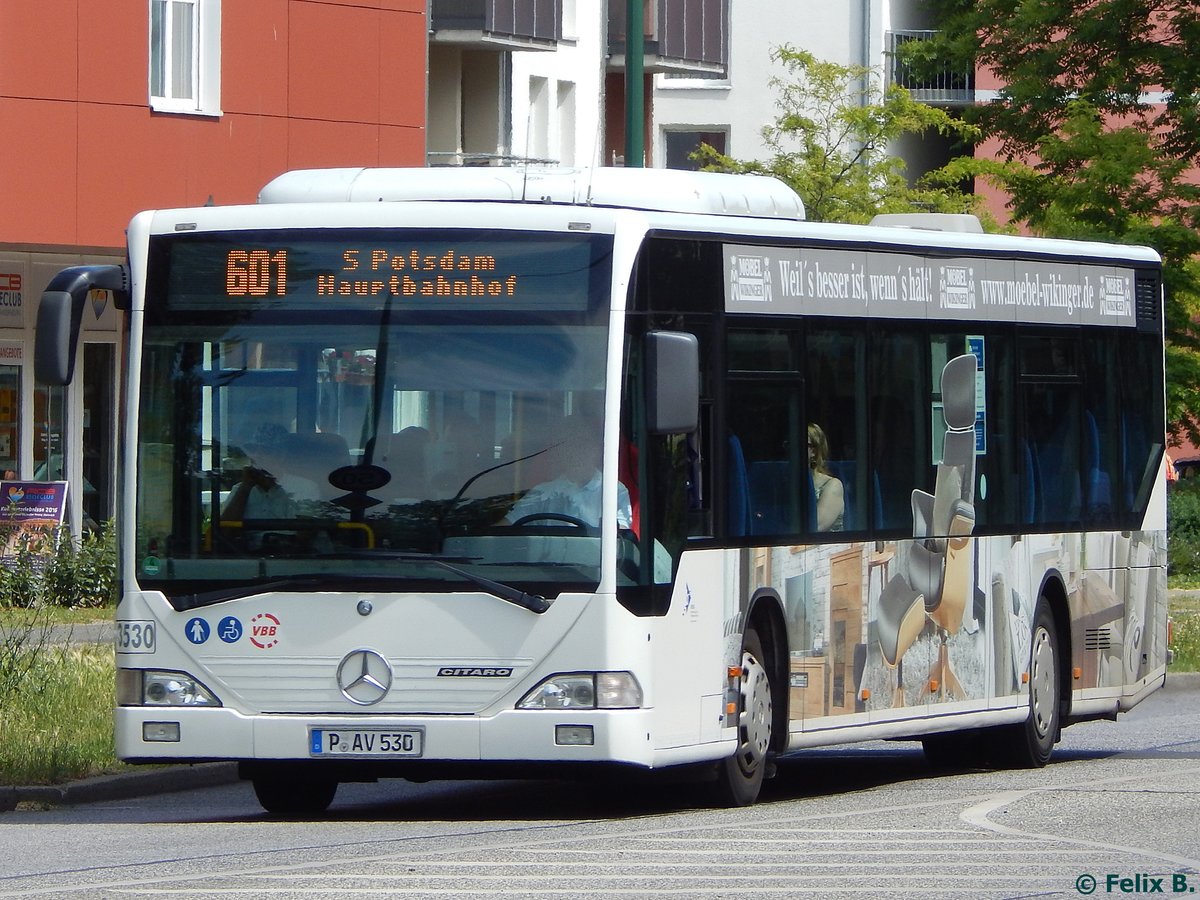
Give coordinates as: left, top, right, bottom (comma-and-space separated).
117, 669, 221, 707
517, 672, 642, 710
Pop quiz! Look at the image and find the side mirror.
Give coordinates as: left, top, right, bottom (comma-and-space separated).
34, 265, 129, 385
34, 290, 76, 385
644, 331, 699, 435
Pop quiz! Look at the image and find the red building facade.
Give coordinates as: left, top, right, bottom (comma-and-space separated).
0, 0, 426, 532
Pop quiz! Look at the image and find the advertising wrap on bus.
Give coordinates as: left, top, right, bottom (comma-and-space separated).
724, 244, 1138, 327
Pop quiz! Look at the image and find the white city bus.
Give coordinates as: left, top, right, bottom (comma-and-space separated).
36, 167, 1167, 813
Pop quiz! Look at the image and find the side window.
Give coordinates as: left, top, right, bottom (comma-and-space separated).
868, 329, 926, 532
1120, 330, 1165, 514
618, 320, 712, 614
150, 0, 221, 115
975, 331, 1020, 530
1021, 334, 1083, 526
725, 325, 865, 537
806, 328, 864, 533
1082, 332, 1122, 525
925, 333, 982, 539
727, 329, 807, 536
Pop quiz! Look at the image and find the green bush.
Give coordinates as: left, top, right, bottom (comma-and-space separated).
0, 521, 116, 711
0, 522, 116, 609
1169, 481, 1200, 577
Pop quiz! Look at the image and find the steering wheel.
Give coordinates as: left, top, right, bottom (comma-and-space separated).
511, 512, 591, 530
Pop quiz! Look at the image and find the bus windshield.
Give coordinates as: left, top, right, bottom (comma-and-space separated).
135, 229, 614, 607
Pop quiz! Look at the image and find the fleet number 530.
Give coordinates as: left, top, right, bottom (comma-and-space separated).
116, 621, 156, 654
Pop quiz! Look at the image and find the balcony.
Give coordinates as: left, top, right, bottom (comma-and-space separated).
431, 0, 561, 51
885, 30, 974, 106
608, 0, 727, 76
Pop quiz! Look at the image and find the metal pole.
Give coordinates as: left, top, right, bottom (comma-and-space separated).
624, 0, 645, 167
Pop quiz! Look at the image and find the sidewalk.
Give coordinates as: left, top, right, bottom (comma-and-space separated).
0, 763, 239, 812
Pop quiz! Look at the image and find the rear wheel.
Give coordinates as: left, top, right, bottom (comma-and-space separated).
990, 599, 1060, 768
251, 768, 338, 816
715, 626, 772, 807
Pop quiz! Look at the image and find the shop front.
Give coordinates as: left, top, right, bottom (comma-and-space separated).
0, 248, 123, 537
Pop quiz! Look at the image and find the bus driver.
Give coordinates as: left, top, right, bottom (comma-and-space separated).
503, 416, 633, 530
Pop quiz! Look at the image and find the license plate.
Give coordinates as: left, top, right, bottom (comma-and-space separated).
309, 727, 424, 758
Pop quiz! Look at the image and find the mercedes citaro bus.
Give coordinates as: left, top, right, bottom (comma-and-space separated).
35, 166, 1166, 813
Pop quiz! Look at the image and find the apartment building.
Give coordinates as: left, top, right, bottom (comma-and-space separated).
650, 0, 969, 180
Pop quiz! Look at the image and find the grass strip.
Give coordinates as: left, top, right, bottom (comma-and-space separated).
0, 644, 121, 785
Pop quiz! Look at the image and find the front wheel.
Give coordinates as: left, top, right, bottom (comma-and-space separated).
252, 769, 338, 816
990, 599, 1061, 768
715, 626, 773, 807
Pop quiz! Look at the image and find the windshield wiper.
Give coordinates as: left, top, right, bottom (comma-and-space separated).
325, 551, 550, 613
172, 574, 401, 611
427, 560, 550, 614
170, 561, 549, 614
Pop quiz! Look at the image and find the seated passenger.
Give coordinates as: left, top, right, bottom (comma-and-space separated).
223, 424, 297, 522
383, 426, 433, 503
222, 462, 296, 521
809, 422, 844, 532
221, 425, 309, 555
503, 416, 632, 529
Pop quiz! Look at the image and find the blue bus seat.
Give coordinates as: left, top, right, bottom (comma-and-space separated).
728, 436, 751, 537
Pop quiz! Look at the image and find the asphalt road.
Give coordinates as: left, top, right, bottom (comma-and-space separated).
1, 673, 1198, 898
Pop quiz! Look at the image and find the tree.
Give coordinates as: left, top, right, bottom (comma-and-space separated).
912, 0, 1200, 438
693, 47, 982, 224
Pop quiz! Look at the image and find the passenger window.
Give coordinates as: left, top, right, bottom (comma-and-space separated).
868, 330, 926, 532
806, 329, 864, 533
1021, 334, 1083, 526
727, 375, 808, 537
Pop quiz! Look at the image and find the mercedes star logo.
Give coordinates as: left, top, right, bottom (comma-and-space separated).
336, 649, 393, 706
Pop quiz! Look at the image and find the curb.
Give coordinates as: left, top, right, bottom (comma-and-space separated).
1166, 670, 1200, 689
0, 762, 240, 812
3, 678, 1197, 811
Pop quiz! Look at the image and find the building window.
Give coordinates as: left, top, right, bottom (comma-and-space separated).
664, 130, 727, 170
0, 348, 20, 478
150, 0, 221, 115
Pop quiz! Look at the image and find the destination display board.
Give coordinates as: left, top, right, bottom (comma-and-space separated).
152, 229, 611, 314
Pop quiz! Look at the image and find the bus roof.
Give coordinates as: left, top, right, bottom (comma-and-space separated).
258, 166, 807, 222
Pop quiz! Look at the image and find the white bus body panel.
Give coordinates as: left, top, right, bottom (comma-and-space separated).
114, 175, 1167, 774
115, 583, 738, 768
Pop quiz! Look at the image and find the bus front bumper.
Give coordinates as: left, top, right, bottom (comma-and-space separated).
115, 706, 691, 769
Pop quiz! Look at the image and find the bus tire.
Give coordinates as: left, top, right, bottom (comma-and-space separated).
715, 625, 772, 807
991, 599, 1060, 769
252, 769, 338, 816
921, 730, 985, 770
